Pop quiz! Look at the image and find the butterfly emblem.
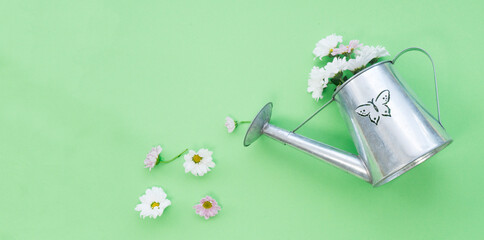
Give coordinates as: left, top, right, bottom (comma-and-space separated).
355, 90, 391, 125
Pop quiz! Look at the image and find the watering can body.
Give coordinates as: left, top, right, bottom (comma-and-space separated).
244, 48, 452, 187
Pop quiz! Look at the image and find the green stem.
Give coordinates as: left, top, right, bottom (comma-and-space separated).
238, 121, 251, 124
160, 148, 188, 164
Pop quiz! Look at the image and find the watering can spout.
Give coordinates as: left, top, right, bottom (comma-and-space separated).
244, 102, 371, 183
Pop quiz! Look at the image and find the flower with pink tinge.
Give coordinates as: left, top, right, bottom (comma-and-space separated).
144, 145, 162, 171
347, 40, 361, 52
224, 117, 251, 133
331, 40, 361, 56
331, 46, 347, 55
225, 117, 236, 133
194, 196, 221, 220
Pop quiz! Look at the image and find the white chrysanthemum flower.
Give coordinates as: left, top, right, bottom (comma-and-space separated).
355, 45, 389, 59
372, 46, 389, 58
349, 45, 389, 71
347, 56, 370, 71
307, 66, 328, 100
135, 187, 171, 219
354, 45, 370, 56
313, 34, 343, 59
183, 149, 215, 176
325, 57, 348, 78
225, 117, 236, 133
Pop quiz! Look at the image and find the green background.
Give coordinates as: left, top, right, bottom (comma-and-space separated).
1, 0, 482, 239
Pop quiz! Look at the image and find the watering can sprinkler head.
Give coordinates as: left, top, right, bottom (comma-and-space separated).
243, 48, 452, 187
244, 102, 273, 147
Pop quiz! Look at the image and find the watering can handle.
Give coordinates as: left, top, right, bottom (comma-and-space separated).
391, 47, 442, 127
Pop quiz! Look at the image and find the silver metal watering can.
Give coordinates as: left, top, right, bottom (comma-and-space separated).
244, 47, 452, 187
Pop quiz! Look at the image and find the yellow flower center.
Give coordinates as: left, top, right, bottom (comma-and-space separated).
192, 154, 202, 163
151, 202, 160, 209
330, 48, 333, 53
202, 201, 212, 209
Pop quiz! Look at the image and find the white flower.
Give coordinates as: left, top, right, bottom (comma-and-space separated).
355, 45, 389, 59
313, 34, 343, 59
349, 45, 389, 71
325, 57, 348, 78
144, 145, 162, 171
372, 46, 389, 58
135, 187, 171, 219
225, 117, 236, 133
183, 149, 215, 176
307, 66, 328, 100
346, 53, 374, 71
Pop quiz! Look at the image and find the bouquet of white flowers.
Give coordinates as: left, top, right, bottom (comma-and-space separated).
308, 34, 390, 100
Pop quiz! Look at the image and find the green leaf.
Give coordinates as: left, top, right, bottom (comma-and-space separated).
342, 70, 354, 80
330, 77, 340, 86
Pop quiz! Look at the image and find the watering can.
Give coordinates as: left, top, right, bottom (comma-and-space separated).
244, 48, 452, 187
